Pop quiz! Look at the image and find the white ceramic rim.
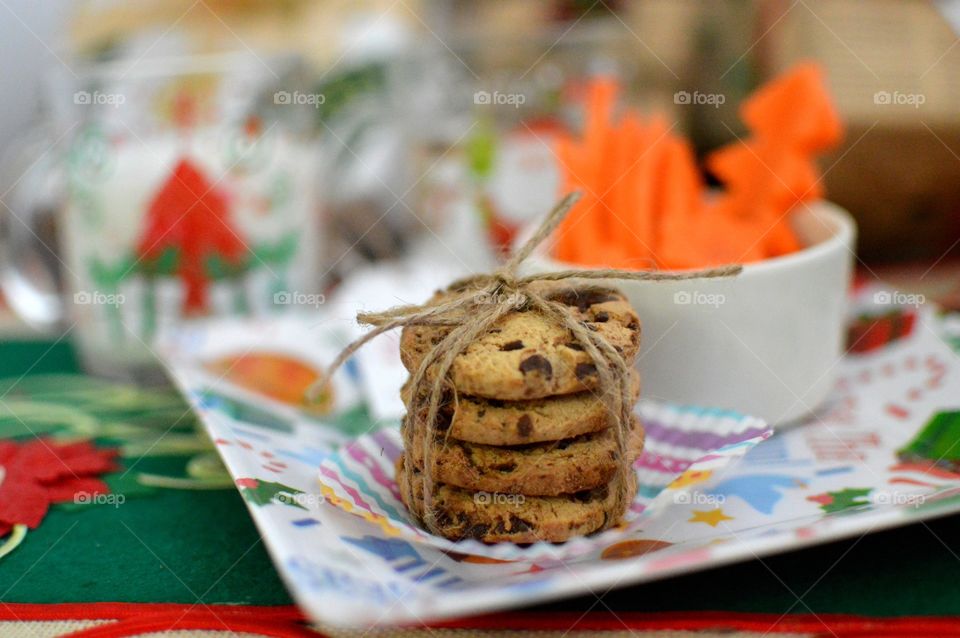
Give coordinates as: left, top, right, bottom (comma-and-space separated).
737, 200, 857, 275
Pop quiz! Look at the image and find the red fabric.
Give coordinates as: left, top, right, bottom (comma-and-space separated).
5, 440, 118, 484
0, 603, 309, 638
432, 611, 960, 635
0, 439, 118, 533
4, 604, 960, 637
43, 477, 112, 502
0, 476, 49, 528
0, 602, 303, 621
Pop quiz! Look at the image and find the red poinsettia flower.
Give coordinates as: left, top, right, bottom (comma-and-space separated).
0, 438, 119, 537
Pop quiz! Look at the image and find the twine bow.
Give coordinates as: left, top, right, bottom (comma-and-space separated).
308, 192, 741, 538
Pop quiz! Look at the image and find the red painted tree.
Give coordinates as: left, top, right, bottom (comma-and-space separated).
135, 158, 248, 314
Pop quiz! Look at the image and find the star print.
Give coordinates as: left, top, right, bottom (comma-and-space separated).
688, 508, 734, 527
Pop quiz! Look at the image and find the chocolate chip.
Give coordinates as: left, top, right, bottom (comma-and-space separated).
627, 320, 639, 331
519, 355, 552, 378
492, 462, 517, 472
513, 516, 534, 532
465, 523, 489, 539
516, 415, 533, 437
550, 288, 618, 312
500, 340, 524, 351
436, 408, 453, 431
575, 362, 598, 380
494, 515, 533, 533
593, 311, 609, 323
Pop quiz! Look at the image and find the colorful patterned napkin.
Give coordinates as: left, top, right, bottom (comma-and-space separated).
317, 401, 770, 561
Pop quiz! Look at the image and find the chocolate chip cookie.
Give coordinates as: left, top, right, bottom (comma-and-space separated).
396, 455, 637, 543
404, 415, 644, 496
402, 369, 641, 445
399, 284, 641, 400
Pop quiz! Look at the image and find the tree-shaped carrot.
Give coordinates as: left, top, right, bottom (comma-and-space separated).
707, 62, 843, 259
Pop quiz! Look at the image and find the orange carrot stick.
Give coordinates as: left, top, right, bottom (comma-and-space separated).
552, 65, 842, 269
609, 113, 644, 265
658, 136, 706, 269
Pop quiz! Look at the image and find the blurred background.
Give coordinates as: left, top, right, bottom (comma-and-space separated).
1, 0, 960, 377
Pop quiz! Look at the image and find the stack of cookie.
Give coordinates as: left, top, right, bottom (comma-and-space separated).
397, 283, 644, 543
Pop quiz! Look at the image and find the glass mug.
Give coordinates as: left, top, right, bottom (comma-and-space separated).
0, 53, 323, 382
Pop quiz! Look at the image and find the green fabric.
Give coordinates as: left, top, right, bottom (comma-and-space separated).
0, 339, 292, 606
538, 514, 960, 616
2, 338, 959, 617
1, 455, 291, 605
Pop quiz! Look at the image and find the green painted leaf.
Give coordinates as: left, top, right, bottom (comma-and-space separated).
899, 410, 960, 465
240, 480, 306, 509
821, 488, 872, 513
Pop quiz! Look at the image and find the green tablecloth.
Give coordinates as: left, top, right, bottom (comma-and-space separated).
2, 339, 959, 617
0, 340, 291, 606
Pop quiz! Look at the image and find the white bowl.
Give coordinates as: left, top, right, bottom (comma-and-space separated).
522, 201, 857, 425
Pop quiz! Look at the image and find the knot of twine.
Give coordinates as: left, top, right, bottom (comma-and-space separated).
308, 192, 741, 538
